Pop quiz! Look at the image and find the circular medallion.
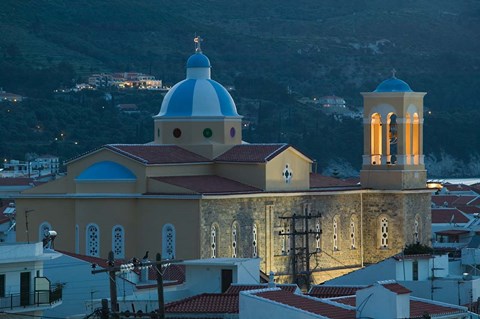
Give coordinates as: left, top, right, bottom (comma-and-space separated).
203, 128, 213, 138
173, 128, 182, 138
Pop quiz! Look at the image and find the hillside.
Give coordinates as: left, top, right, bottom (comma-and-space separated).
1, 1, 480, 176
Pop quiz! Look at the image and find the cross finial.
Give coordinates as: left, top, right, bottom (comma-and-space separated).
391, 68, 397, 78
194, 35, 203, 53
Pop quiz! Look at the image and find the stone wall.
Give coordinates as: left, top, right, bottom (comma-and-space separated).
199, 190, 431, 283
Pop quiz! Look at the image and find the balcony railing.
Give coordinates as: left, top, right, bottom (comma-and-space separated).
0, 287, 62, 310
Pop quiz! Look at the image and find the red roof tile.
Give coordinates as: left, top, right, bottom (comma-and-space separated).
151, 175, 261, 194
469, 197, 480, 206
224, 284, 297, 294
106, 144, 210, 164
214, 144, 291, 163
165, 294, 239, 314
431, 208, 469, 224
0, 177, 34, 186
443, 183, 474, 193
452, 196, 477, 206
382, 283, 411, 294
410, 300, 465, 318
456, 205, 480, 215
308, 286, 364, 298
255, 289, 355, 319
435, 230, 469, 236
431, 195, 459, 207
310, 174, 359, 189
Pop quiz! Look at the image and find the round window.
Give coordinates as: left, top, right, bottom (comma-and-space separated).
173, 128, 182, 138
203, 128, 213, 138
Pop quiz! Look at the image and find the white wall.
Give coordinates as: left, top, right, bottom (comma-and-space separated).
43, 253, 135, 318
325, 258, 396, 285
240, 290, 321, 319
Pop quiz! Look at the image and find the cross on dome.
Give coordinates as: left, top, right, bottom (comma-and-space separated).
391, 68, 397, 78
194, 35, 203, 53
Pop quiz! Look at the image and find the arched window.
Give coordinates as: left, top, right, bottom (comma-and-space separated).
413, 113, 420, 164
380, 217, 388, 249
281, 223, 287, 255
370, 113, 382, 165
86, 223, 100, 257
333, 217, 339, 251
414, 216, 420, 243
75, 225, 79, 254
252, 224, 258, 257
112, 225, 125, 259
315, 221, 321, 251
231, 222, 238, 258
387, 113, 397, 164
405, 113, 412, 164
39, 222, 52, 242
162, 224, 175, 260
211, 224, 218, 258
350, 216, 356, 249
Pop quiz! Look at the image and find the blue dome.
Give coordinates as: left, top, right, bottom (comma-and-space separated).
158, 79, 239, 117
374, 77, 413, 92
187, 53, 211, 68
157, 51, 240, 118
76, 161, 136, 181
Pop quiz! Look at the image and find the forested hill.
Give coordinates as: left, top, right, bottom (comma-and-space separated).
1, 1, 480, 177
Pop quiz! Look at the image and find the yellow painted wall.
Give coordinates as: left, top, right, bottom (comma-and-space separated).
265, 147, 311, 191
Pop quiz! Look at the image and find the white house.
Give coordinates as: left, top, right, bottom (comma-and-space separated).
0, 243, 62, 317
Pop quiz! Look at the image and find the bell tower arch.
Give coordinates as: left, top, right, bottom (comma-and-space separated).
360, 74, 427, 189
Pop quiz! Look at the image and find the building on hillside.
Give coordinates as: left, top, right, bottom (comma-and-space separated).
0, 243, 62, 316
14, 39, 431, 286
318, 95, 346, 108
0, 89, 24, 102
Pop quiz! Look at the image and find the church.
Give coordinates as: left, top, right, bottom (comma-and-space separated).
15, 39, 432, 284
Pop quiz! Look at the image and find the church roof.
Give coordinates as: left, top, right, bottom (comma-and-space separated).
105, 144, 211, 164
215, 144, 291, 163
151, 175, 261, 194
309, 174, 360, 189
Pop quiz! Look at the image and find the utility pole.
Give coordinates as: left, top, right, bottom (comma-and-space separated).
279, 208, 322, 291
92, 251, 181, 318
155, 253, 165, 319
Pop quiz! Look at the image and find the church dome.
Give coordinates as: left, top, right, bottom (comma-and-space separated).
157, 52, 239, 118
374, 76, 413, 93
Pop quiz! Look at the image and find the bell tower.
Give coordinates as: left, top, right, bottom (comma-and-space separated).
360, 73, 427, 190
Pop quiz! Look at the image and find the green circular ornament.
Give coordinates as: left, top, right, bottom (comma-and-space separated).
203, 128, 213, 138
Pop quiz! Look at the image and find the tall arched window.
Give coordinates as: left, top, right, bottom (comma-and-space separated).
252, 224, 258, 257
75, 225, 80, 254
315, 221, 321, 251
162, 224, 175, 260
414, 216, 420, 243
405, 113, 412, 164
112, 225, 125, 259
370, 113, 382, 165
231, 222, 238, 258
380, 217, 388, 249
333, 217, 338, 251
387, 113, 397, 164
86, 223, 100, 257
211, 224, 218, 258
39, 222, 52, 242
413, 113, 420, 164
281, 223, 287, 255
350, 216, 356, 249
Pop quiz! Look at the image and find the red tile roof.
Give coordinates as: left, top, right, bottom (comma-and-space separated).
165, 294, 239, 314
224, 284, 298, 295
310, 174, 359, 189
255, 289, 355, 319
469, 197, 480, 206
106, 144, 210, 164
443, 183, 474, 193
456, 205, 480, 215
410, 299, 466, 318
431, 195, 459, 207
452, 196, 477, 206
151, 175, 261, 194
214, 144, 291, 163
435, 230, 469, 236
308, 286, 365, 298
431, 208, 469, 224
382, 283, 411, 294
58, 250, 126, 268
0, 177, 34, 186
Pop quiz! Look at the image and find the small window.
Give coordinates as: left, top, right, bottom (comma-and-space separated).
350, 217, 356, 249
231, 223, 238, 258
252, 224, 258, 257
211, 224, 218, 258
162, 224, 176, 260
380, 217, 388, 249
315, 221, 321, 251
333, 217, 338, 251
